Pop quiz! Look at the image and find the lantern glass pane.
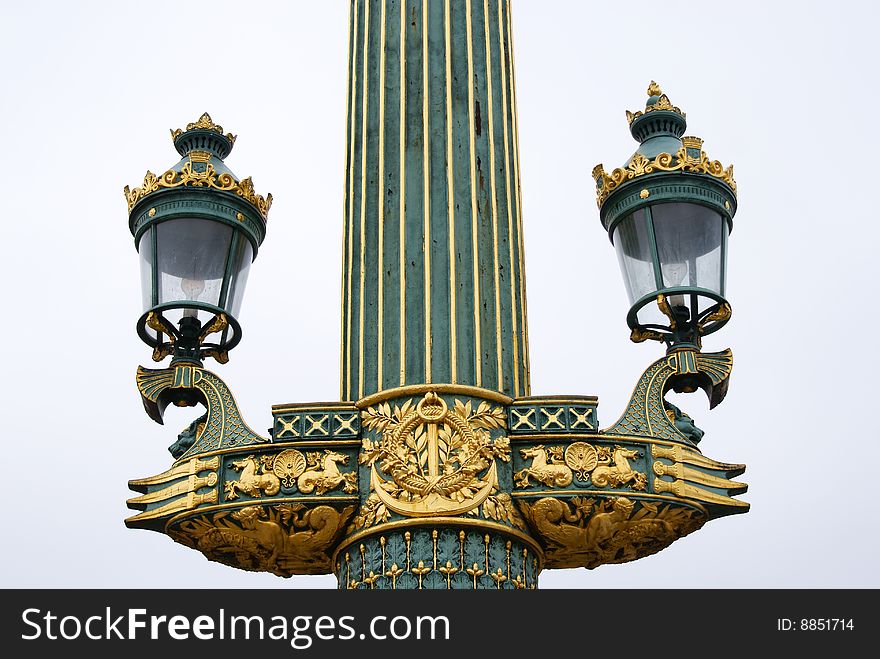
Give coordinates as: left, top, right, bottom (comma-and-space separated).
138, 227, 154, 313
721, 224, 728, 296
156, 218, 233, 310
225, 238, 254, 318
613, 209, 656, 305
651, 203, 724, 295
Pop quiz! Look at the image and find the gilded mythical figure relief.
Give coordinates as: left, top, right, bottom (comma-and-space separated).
518, 496, 704, 569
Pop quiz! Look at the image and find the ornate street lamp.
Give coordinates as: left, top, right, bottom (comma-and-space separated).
125, 113, 271, 368
593, 82, 735, 353
124, 2, 747, 590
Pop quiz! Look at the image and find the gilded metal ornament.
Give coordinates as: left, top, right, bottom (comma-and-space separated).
591, 446, 647, 489
225, 455, 281, 500
518, 496, 705, 569
469, 490, 528, 530
126, 456, 220, 525
170, 112, 237, 144
360, 393, 510, 517
625, 82, 685, 126
124, 169, 273, 219
273, 449, 307, 488
630, 327, 666, 343
170, 503, 356, 577
625, 93, 684, 125
698, 302, 732, 334
515, 445, 573, 488
592, 143, 736, 206
297, 450, 358, 495
657, 294, 677, 329
516, 443, 646, 491
564, 442, 598, 480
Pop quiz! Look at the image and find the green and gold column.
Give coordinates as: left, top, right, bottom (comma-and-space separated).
341, 0, 530, 401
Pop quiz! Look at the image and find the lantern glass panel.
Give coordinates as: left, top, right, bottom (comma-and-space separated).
138, 227, 154, 313
156, 218, 233, 325
651, 203, 724, 295
613, 208, 656, 305
226, 238, 254, 318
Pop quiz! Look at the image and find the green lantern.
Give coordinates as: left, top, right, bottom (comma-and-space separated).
125, 113, 271, 364
593, 82, 736, 349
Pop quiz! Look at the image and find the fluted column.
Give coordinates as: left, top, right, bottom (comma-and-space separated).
341, 0, 530, 401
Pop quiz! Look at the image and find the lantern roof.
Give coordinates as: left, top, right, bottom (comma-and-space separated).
592, 83, 737, 212
123, 112, 272, 222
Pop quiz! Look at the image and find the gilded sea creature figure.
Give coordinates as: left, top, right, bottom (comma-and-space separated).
298, 450, 357, 495
591, 446, 647, 490
515, 445, 573, 488
225, 455, 281, 500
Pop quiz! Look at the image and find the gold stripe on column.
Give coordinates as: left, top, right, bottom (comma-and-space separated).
507, 1, 530, 393
444, 0, 457, 383
484, 0, 502, 392
377, 0, 387, 391
358, 0, 371, 399
341, 0, 353, 400
399, 0, 407, 385
422, 0, 431, 383
497, 0, 519, 397
345, 0, 360, 401
465, 0, 482, 386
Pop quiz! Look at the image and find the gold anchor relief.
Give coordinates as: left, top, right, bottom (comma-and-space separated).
360, 393, 510, 517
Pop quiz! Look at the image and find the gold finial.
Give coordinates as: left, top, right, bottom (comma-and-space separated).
626, 83, 685, 126
170, 112, 237, 144
189, 112, 220, 131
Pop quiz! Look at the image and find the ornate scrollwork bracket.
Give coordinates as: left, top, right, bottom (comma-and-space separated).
136, 364, 268, 456
603, 348, 733, 443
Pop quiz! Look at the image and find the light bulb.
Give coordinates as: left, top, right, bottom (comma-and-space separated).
661, 262, 687, 287
661, 263, 687, 310
180, 277, 206, 319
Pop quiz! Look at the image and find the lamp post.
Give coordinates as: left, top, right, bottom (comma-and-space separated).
124, 1, 747, 589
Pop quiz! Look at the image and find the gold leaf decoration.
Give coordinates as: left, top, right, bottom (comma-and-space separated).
124, 168, 272, 219
169, 112, 237, 144
359, 392, 509, 517
592, 142, 736, 206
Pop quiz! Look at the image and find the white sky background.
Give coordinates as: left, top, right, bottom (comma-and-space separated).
1, 0, 876, 588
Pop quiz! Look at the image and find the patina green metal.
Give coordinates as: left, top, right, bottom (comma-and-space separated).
340, 0, 530, 401
124, 1, 749, 589
334, 528, 539, 589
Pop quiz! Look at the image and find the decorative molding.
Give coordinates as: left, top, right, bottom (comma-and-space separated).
124, 165, 272, 218
170, 112, 237, 143
625, 93, 684, 125
592, 144, 736, 206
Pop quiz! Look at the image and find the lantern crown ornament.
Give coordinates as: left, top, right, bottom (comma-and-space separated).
124, 113, 271, 366
170, 112, 238, 156
593, 83, 737, 350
